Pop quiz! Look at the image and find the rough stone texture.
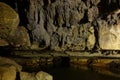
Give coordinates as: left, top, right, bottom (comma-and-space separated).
0, 56, 22, 72
0, 2, 19, 39
0, 0, 120, 51
36, 71, 53, 80
20, 72, 36, 80
0, 38, 9, 46
87, 26, 95, 50
0, 65, 16, 80
25, 0, 98, 51
9, 26, 31, 48
87, 6, 99, 22
99, 10, 120, 50
20, 71, 53, 80
0, 56, 22, 80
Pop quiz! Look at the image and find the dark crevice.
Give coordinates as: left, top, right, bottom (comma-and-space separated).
15, 72, 20, 80
0, 46, 14, 57
39, 40, 46, 48
43, 0, 49, 6
51, 0, 56, 3
37, 11, 40, 24
17, 0, 28, 26
0, 0, 17, 9
79, 10, 88, 24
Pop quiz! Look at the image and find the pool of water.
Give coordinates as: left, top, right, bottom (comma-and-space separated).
46, 67, 120, 80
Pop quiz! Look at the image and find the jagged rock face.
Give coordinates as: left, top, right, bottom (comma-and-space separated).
99, 10, 120, 50
25, 0, 99, 51
0, 0, 120, 51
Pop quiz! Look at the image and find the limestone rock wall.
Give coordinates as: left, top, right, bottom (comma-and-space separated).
23, 0, 99, 51
0, 0, 120, 51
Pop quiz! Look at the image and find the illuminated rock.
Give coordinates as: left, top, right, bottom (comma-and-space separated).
0, 2, 19, 39
99, 10, 120, 50
0, 66, 16, 80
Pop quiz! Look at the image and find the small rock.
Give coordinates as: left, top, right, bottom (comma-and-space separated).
20, 71, 53, 80
36, 71, 53, 80
20, 72, 36, 80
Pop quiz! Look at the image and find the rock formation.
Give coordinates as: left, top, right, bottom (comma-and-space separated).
19, 0, 99, 51
99, 10, 120, 50
0, 2, 19, 46
20, 71, 53, 80
0, 0, 120, 52
0, 56, 53, 80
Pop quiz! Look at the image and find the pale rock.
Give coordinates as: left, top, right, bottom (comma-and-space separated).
20, 71, 53, 80
87, 27, 95, 50
20, 72, 36, 80
0, 65, 16, 80
36, 71, 53, 80
0, 56, 22, 72
99, 19, 120, 50
0, 2, 19, 39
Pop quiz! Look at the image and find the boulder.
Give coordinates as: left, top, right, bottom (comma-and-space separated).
20, 71, 53, 80
9, 26, 31, 48
0, 56, 22, 80
0, 2, 19, 39
0, 65, 16, 80
36, 71, 53, 80
20, 72, 36, 80
0, 56, 22, 72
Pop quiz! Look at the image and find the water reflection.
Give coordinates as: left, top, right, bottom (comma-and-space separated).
47, 66, 120, 80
